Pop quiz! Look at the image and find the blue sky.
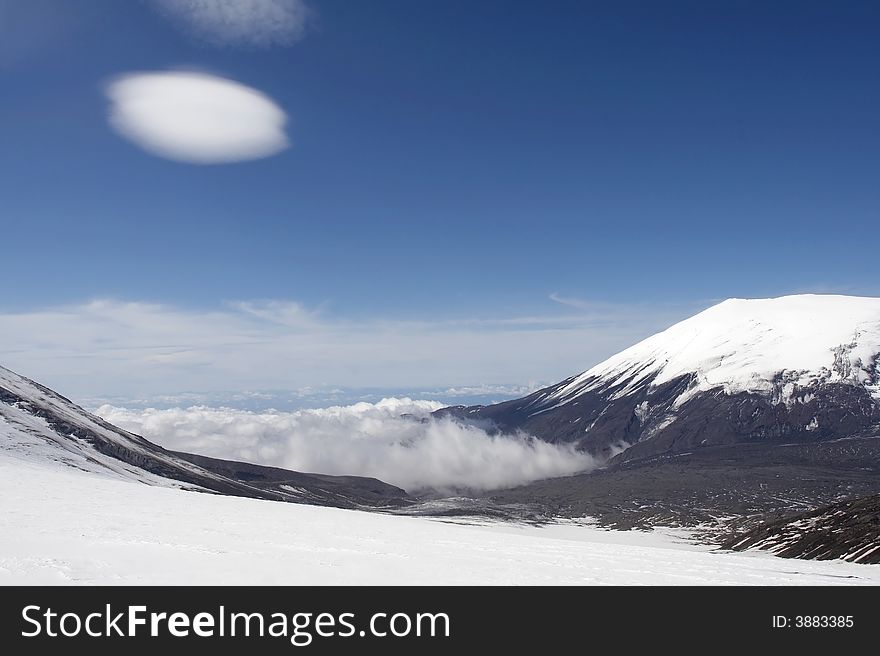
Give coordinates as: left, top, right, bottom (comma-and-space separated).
1, 0, 878, 400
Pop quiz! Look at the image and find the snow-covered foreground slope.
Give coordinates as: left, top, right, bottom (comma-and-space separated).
1, 451, 877, 585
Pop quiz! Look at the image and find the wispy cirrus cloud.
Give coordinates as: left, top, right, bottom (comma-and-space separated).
151, 0, 312, 47
105, 70, 289, 164
549, 292, 604, 311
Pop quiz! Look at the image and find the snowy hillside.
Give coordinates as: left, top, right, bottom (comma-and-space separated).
0, 365, 199, 487
0, 365, 408, 508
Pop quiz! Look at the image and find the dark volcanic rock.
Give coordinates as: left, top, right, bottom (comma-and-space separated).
722, 495, 880, 564
476, 437, 880, 530
439, 374, 880, 462
615, 382, 880, 462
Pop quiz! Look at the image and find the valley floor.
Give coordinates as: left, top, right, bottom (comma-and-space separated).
1, 454, 878, 586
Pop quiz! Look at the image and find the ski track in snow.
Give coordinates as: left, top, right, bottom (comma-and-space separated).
1, 452, 878, 586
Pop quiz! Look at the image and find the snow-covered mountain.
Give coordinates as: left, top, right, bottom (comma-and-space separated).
0, 364, 408, 507
442, 295, 880, 461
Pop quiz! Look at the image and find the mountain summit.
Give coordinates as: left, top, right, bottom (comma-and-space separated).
442, 295, 880, 461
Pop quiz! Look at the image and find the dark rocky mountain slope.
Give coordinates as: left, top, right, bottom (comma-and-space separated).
723, 494, 880, 564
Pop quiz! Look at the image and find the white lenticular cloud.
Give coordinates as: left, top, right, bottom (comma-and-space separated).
97, 399, 595, 492
153, 0, 311, 47
105, 70, 288, 164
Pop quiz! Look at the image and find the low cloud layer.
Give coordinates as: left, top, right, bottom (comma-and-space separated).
98, 399, 595, 492
105, 70, 288, 163
152, 0, 311, 47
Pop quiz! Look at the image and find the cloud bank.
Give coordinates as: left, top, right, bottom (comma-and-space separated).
152, 0, 311, 47
0, 299, 696, 400
98, 399, 595, 492
105, 70, 288, 163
